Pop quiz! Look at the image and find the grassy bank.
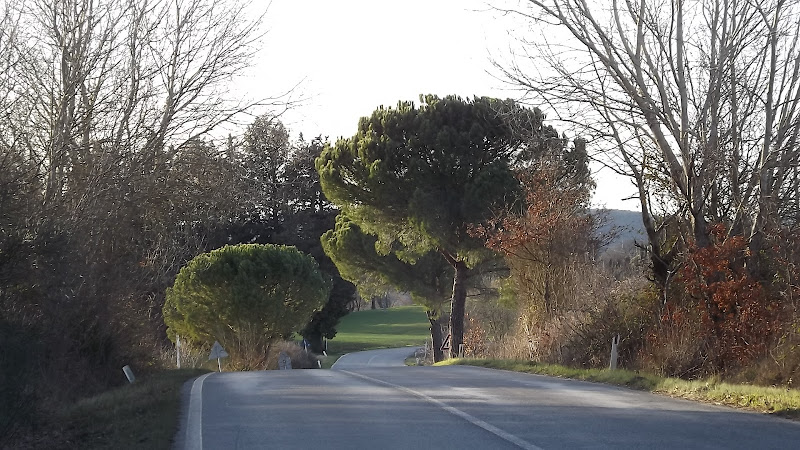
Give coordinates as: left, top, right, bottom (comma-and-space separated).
29, 306, 429, 445
26, 368, 208, 449
322, 305, 430, 367
439, 359, 800, 419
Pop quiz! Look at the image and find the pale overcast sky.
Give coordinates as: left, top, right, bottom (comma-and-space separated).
237, 0, 638, 211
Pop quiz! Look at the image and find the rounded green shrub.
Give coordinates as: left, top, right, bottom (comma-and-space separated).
163, 244, 330, 361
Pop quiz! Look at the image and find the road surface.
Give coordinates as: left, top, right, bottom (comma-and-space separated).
176, 347, 800, 449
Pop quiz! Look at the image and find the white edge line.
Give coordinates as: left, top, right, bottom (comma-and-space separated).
185, 372, 213, 450
340, 370, 544, 450
330, 352, 350, 370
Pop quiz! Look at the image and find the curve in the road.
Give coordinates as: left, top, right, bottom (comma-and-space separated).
331, 346, 419, 369
176, 348, 800, 449
183, 372, 212, 449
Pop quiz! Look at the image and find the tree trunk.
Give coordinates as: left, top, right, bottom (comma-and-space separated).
306, 331, 324, 354
263, 341, 273, 370
690, 191, 711, 249
747, 207, 773, 280
638, 187, 671, 288
449, 260, 468, 358
427, 311, 446, 362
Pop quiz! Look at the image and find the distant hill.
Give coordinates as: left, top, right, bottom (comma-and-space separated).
593, 208, 646, 259
597, 208, 644, 241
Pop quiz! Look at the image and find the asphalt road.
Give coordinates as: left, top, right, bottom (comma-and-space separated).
176, 348, 800, 449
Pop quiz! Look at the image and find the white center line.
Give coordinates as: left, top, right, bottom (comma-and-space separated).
341, 370, 544, 450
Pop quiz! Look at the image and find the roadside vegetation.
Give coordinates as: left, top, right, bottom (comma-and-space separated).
16, 369, 208, 450
4, 0, 800, 447
163, 244, 330, 370
315, 1, 800, 408
1, 1, 355, 444
440, 359, 800, 420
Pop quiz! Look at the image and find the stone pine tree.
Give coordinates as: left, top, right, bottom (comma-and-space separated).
322, 213, 453, 361
316, 94, 561, 356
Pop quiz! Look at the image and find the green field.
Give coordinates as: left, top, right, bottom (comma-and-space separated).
326, 305, 430, 356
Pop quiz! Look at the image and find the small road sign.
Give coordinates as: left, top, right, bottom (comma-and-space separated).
209, 341, 229, 371
208, 341, 229, 360
441, 334, 451, 352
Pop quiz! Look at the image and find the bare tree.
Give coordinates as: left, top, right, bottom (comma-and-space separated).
0, 0, 290, 308
0, 1, 292, 435
0, 0, 280, 210
494, 0, 800, 281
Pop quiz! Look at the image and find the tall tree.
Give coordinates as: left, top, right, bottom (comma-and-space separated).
228, 127, 357, 353
284, 134, 330, 214
274, 134, 357, 354
0, 0, 276, 435
496, 0, 800, 282
240, 116, 292, 228
322, 214, 453, 361
317, 94, 563, 355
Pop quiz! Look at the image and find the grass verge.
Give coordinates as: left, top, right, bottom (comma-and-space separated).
322, 305, 430, 367
39, 368, 209, 449
27, 306, 427, 446
438, 359, 800, 420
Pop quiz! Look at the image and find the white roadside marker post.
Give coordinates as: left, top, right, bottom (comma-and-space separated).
278, 351, 292, 370
176, 335, 181, 369
610, 334, 620, 370
122, 365, 136, 383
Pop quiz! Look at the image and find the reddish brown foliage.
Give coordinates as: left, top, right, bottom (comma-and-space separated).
469, 169, 593, 257
640, 301, 708, 378
679, 224, 782, 370
463, 313, 488, 357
